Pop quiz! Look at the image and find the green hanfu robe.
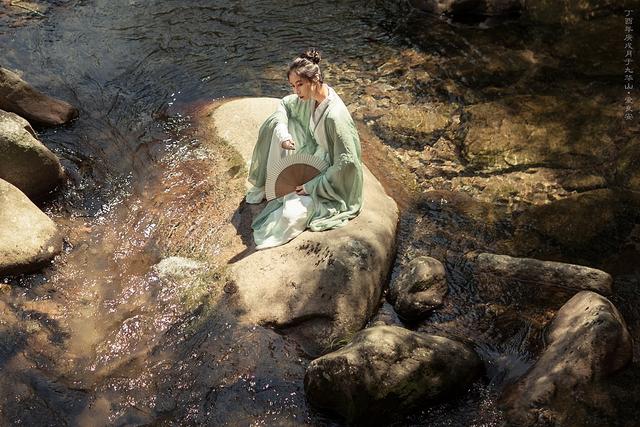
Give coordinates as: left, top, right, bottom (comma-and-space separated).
247, 87, 364, 249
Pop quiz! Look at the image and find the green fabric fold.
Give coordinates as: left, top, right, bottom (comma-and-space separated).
249, 91, 363, 243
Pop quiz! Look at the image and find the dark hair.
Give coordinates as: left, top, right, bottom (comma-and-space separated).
287, 49, 323, 84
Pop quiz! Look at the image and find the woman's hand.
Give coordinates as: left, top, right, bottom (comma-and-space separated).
295, 185, 308, 196
281, 139, 296, 150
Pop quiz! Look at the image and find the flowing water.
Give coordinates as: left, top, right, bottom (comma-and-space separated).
1, 2, 407, 425
2, 1, 640, 426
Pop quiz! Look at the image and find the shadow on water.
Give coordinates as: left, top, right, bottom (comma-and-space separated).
227, 199, 260, 264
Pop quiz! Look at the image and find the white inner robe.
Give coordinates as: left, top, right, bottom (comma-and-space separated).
252, 86, 335, 250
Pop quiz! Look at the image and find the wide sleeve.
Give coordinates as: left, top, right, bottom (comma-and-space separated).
303, 113, 364, 231
273, 102, 293, 143
247, 98, 291, 187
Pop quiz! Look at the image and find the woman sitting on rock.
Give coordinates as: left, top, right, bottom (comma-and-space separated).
246, 49, 363, 250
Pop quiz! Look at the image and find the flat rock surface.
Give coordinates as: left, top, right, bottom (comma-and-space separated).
212, 97, 399, 356
0, 179, 63, 275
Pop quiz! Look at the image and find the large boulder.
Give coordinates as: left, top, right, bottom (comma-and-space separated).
211, 98, 399, 356
0, 67, 78, 126
304, 325, 483, 423
387, 256, 448, 322
502, 291, 633, 426
0, 109, 64, 199
0, 179, 63, 275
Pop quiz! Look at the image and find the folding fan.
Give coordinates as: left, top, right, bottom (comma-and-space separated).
265, 153, 329, 201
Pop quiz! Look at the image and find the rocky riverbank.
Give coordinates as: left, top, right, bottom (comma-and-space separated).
201, 95, 635, 425
0, 66, 77, 275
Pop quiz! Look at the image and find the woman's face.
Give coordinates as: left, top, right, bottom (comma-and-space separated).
289, 73, 314, 100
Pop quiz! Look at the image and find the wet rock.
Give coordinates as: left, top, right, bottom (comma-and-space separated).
211, 98, 398, 356
146, 317, 311, 426
473, 252, 613, 296
449, 47, 552, 88
375, 48, 432, 77
0, 110, 64, 199
502, 291, 632, 426
304, 325, 483, 423
4, 0, 48, 18
0, 67, 78, 126
445, 166, 610, 208
464, 97, 566, 172
388, 256, 448, 321
0, 179, 63, 275
449, 168, 567, 206
556, 172, 607, 192
379, 104, 451, 135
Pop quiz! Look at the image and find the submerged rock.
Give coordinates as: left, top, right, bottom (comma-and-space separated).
388, 256, 448, 321
152, 256, 206, 281
502, 291, 632, 426
375, 103, 452, 148
0, 109, 64, 199
473, 252, 613, 296
511, 189, 636, 253
0, 67, 78, 126
463, 96, 619, 173
0, 179, 63, 275
304, 325, 483, 423
211, 98, 398, 356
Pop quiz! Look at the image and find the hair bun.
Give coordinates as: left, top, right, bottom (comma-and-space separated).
301, 49, 321, 64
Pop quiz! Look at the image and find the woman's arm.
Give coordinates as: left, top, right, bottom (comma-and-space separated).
247, 96, 297, 186
274, 102, 296, 149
